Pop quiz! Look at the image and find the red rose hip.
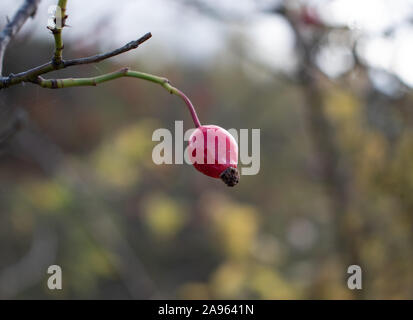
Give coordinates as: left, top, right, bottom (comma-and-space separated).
188, 125, 240, 187
171, 88, 240, 186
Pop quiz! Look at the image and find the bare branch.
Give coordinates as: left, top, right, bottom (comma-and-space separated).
0, 0, 42, 75
0, 33, 152, 89
64, 32, 152, 67
0, 3, 198, 129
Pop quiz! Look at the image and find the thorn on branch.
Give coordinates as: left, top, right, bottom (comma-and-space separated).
47, 26, 60, 34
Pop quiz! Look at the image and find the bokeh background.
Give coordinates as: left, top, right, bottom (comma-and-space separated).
1, 0, 413, 299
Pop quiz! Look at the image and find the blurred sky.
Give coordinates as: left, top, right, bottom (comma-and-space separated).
2, 0, 413, 86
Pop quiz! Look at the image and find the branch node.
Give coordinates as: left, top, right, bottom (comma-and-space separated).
2, 72, 15, 88
51, 79, 58, 89
51, 57, 63, 68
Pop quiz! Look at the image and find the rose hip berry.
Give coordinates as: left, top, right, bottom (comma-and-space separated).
187, 125, 240, 187
172, 88, 240, 186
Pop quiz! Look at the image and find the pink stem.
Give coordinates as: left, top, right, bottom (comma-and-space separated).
175, 88, 201, 128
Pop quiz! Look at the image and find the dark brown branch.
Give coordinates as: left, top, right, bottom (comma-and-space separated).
0, 32, 152, 89
0, 0, 42, 75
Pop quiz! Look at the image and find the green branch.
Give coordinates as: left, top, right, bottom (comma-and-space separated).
48, 0, 68, 65
33, 68, 202, 127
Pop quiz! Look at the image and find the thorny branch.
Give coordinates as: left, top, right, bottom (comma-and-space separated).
0, 0, 204, 158
0, 32, 153, 89
0, 0, 202, 127
0, 1, 201, 122
0, 1, 166, 96
48, 0, 68, 65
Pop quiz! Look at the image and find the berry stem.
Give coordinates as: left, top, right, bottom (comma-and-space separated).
173, 88, 201, 128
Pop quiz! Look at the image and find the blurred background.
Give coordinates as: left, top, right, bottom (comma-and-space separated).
1, 0, 413, 299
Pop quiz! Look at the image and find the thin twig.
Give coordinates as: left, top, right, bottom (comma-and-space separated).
0, 0, 42, 75
64, 32, 152, 67
0, 33, 152, 89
